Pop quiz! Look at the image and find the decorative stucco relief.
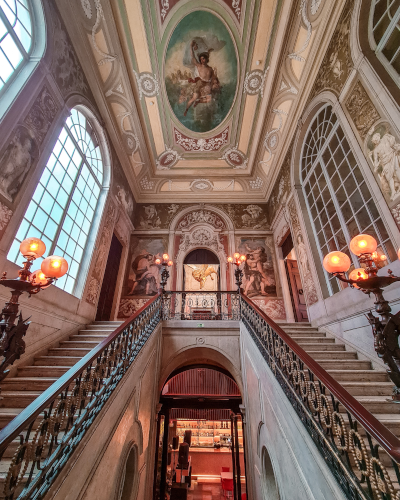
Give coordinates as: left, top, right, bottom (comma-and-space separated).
134, 71, 160, 100
243, 69, 268, 98
0, 201, 13, 240
308, 0, 354, 101
174, 127, 229, 152
220, 145, 248, 169
177, 226, 226, 262
90, 0, 117, 66
24, 86, 59, 145
288, 0, 312, 63
177, 210, 225, 230
267, 142, 293, 222
345, 81, 381, 141
261, 109, 288, 166
287, 198, 319, 306
249, 177, 264, 190
85, 202, 118, 305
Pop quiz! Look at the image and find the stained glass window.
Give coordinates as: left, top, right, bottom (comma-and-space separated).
301, 105, 396, 295
8, 109, 104, 295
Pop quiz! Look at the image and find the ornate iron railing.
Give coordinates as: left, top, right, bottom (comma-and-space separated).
240, 293, 400, 500
161, 291, 240, 321
0, 293, 162, 500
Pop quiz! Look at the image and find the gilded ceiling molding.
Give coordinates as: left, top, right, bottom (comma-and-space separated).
156, 145, 183, 170
174, 128, 229, 152
91, 0, 117, 66
133, 71, 160, 100
260, 108, 288, 166
243, 68, 269, 98
219, 145, 248, 169
345, 80, 381, 140
288, 0, 312, 62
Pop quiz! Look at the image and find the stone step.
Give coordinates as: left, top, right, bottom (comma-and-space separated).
1, 377, 58, 392
307, 350, 357, 359
34, 356, 82, 366
0, 392, 42, 408
286, 331, 326, 337
77, 329, 115, 335
0, 408, 24, 429
291, 336, 335, 343
70, 334, 108, 342
278, 323, 312, 327
326, 370, 388, 382
47, 348, 93, 357
17, 366, 71, 378
315, 359, 371, 370
353, 396, 400, 414
298, 343, 346, 351
339, 382, 394, 397
93, 321, 123, 326
59, 340, 100, 349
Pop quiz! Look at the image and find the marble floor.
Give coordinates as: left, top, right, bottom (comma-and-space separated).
186, 481, 233, 499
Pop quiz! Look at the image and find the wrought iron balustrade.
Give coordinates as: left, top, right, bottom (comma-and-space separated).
0, 293, 162, 500
240, 293, 400, 500
161, 291, 240, 321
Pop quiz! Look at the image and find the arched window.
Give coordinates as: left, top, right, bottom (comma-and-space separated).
301, 104, 396, 295
369, 0, 400, 83
8, 108, 105, 295
0, 0, 33, 93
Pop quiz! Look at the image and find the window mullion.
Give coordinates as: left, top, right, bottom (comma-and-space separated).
376, 7, 400, 52
0, 8, 29, 59
65, 126, 102, 185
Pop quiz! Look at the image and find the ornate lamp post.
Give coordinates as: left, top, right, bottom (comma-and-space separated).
0, 237, 68, 383
322, 234, 400, 400
227, 253, 247, 291
155, 253, 173, 292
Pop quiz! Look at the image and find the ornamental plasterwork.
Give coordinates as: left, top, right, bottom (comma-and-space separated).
156, 145, 183, 170
0, 201, 12, 235
345, 81, 381, 141
219, 145, 248, 169
243, 68, 268, 98
249, 177, 264, 189
167, 179, 235, 192
279, 79, 298, 95
288, 0, 312, 62
91, 0, 117, 66
24, 86, 59, 145
310, 0, 323, 15
158, 0, 243, 23
261, 109, 288, 165
80, 0, 92, 19
178, 227, 226, 258
174, 127, 229, 152
140, 176, 155, 190
133, 71, 160, 100
177, 210, 225, 230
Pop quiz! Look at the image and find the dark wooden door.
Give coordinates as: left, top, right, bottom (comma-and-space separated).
96, 234, 123, 321
286, 259, 308, 322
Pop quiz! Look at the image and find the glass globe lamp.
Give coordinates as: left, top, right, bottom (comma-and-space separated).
323, 251, 351, 274
349, 234, 377, 256
41, 256, 68, 279
19, 237, 46, 259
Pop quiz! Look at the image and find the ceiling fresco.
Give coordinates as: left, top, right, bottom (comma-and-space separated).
56, 0, 340, 201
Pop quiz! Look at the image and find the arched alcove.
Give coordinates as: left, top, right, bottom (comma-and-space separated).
118, 444, 139, 500
261, 446, 280, 500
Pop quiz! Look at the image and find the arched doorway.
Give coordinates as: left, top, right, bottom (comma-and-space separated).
154, 365, 247, 500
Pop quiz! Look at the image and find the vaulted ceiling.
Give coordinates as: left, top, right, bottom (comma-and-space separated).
55, 0, 345, 202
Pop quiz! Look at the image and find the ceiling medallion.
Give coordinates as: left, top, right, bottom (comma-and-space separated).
243, 68, 268, 98
134, 71, 160, 100
249, 177, 264, 190
165, 11, 237, 133
156, 145, 183, 170
174, 127, 229, 152
220, 145, 248, 169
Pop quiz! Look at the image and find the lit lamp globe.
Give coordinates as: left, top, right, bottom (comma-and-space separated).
234, 253, 240, 260
348, 268, 368, 289
227, 256, 233, 263
162, 253, 169, 262
19, 237, 46, 259
349, 234, 377, 256
29, 270, 51, 288
168, 260, 173, 267
41, 255, 68, 279
240, 255, 246, 262
323, 251, 351, 274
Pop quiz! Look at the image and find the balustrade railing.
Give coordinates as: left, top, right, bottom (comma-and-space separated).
161, 291, 240, 321
240, 293, 400, 500
0, 293, 162, 500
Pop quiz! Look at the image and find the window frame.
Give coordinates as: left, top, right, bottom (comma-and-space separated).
0, 0, 46, 122
7, 105, 109, 298
301, 103, 396, 295
368, 0, 400, 88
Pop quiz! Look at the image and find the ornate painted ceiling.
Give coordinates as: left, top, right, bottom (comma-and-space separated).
55, 0, 344, 202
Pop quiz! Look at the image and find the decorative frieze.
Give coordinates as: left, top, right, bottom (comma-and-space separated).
345, 81, 381, 140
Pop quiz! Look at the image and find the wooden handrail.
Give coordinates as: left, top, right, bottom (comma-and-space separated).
240, 292, 400, 462
0, 292, 162, 452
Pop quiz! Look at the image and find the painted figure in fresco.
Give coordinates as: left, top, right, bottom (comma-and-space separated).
129, 250, 160, 296
183, 40, 221, 116
368, 132, 400, 201
187, 264, 218, 289
243, 245, 274, 296
296, 234, 311, 276
139, 205, 161, 229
